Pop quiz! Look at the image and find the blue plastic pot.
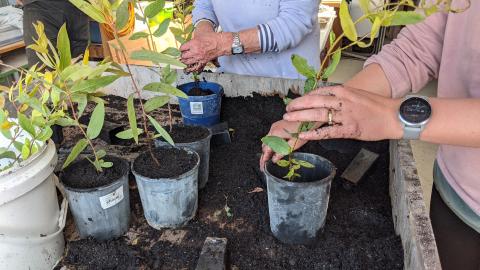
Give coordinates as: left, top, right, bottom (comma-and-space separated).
177, 82, 223, 127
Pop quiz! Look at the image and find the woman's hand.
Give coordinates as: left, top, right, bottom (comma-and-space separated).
180, 32, 232, 73
283, 85, 403, 141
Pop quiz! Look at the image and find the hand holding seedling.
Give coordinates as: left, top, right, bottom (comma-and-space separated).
283, 86, 403, 141
180, 32, 232, 73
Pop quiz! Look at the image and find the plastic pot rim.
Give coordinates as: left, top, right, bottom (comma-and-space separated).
264, 152, 336, 187
131, 146, 200, 182
60, 156, 130, 193
177, 81, 224, 100
156, 124, 213, 146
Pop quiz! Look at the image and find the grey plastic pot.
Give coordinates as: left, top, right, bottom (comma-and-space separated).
264, 152, 336, 245
155, 126, 212, 189
61, 157, 130, 240
132, 146, 200, 229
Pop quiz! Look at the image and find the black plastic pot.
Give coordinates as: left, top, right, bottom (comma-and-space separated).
264, 152, 336, 245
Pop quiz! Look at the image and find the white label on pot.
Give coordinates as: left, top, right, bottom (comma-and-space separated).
190, 102, 204, 115
99, 186, 124, 210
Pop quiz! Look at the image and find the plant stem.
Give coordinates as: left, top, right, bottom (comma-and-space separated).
111, 23, 160, 166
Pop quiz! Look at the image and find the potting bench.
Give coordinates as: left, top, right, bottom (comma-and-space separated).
101, 68, 440, 270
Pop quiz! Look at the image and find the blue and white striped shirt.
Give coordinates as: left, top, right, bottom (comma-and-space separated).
193, 0, 320, 79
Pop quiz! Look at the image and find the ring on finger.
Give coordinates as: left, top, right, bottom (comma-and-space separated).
328, 109, 334, 126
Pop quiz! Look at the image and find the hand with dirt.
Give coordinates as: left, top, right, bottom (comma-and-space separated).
180, 32, 232, 73
283, 85, 403, 141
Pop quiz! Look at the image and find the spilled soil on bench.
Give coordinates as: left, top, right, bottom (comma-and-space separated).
56, 94, 403, 270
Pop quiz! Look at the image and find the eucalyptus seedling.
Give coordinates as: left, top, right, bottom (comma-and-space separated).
262, 0, 468, 181
69, 0, 187, 165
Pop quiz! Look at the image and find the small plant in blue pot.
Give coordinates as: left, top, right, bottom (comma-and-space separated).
171, 0, 224, 127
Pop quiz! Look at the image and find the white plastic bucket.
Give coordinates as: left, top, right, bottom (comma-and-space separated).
0, 140, 67, 270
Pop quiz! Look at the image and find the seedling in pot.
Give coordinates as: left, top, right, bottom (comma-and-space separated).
70, 0, 188, 166
262, 0, 467, 181
0, 22, 125, 173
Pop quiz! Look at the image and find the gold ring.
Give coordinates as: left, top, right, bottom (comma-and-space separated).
328, 109, 333, 126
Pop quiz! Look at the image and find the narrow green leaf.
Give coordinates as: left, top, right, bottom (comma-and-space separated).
13, 141, 23, 152
127, 94, 138, 143
18, 113, 36, 136
144, 0, 165, 18
283, 97, 292, 105
115, 128, 143, 139
291, 159, 315, 168
86, 102, 105, 139
143, 82, 188, 98
0, 150, 16, 160
37, 126, 53, 141
129, 32, 149, 40
72, 93, 88, 117
131, 49, 186, 68
97, 149, 107, 159
161, 47, 180, 57
68, 0, 106, 23
55, 117, 77, 127
389, 11, 425, 26
261, 136, 291, 156
284, 168, 295, 180
57, 24, 71, 71
339, 0, 358, 41
276, 159, 290, 167
116, 0, 129, 30
322, 49, 341, 79
147, 115, 174, 145
101, 161, 113, 168
291, 54, 317, 78
71, 75, 120, 93
153, 18, 171, 37
63, 138, 88, 169
161, 65, 177, 84
21, 140, 30, 161
144, 96, 170, 112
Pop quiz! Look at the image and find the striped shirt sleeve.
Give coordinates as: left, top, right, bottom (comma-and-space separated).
257, 23, 279, 53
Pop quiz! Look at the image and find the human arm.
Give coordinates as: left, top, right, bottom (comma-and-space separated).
282, 86, 480, 148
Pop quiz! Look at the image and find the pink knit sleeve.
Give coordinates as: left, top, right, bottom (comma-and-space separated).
364, 12, 448, 98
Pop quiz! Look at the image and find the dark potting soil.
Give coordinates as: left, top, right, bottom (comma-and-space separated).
59, 94, 403, 270
61, 156, 128, 189
166, 124, 210, 143
189, 87, 214, 96
133, 147, 198, 179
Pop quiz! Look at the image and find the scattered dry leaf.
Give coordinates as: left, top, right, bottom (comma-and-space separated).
248, 187, 264, 193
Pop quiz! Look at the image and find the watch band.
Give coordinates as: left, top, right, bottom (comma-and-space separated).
232, 32, 241, 47
403, 125, 422, 140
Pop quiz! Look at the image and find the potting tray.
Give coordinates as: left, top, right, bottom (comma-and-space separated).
55, 70, 439, 270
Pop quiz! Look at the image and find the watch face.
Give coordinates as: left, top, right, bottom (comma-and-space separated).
232, 46, 244, 55
400, 97, 431, 124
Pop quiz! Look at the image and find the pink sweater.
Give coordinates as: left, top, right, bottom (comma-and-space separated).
365, 1, 480, 215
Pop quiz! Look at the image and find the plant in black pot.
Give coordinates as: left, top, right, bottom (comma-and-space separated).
261, 0, 457, 245
28, 22, 131, 240
126, 0, 213, 190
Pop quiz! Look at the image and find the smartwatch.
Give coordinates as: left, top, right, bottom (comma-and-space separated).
398, 95, 432, 140
231, 32, 244, 55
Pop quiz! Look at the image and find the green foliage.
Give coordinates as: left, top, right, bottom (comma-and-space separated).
291, 54, 316, 79
144, 96, 170, 112
0, 22, 123, 172
147, 115, 174, 146
68, 0, 106, 23
144, 0, 165, 18
143, 82, 188, 98
116, 0, 130, 30
127, 94, 139, 143
261, 136, 291, 156
130, 49, 186, 68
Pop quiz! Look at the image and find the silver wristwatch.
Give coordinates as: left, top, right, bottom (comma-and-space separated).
398, 95, 432, 140
231, 32, 244, 55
